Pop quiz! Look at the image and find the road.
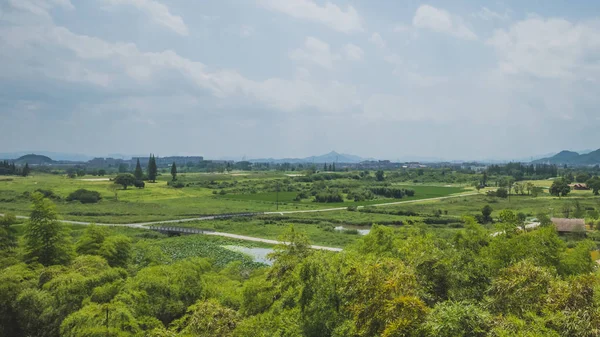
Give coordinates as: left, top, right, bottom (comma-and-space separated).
0, 191, 476, 252
264, 192, 479, 215
0, 213, 343, 251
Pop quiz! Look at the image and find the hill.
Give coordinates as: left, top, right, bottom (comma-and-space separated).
250, 151, 372, 164
14, 154, 54, 165
533, 149, 600, 165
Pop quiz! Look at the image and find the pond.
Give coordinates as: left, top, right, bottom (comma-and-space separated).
223, 245, 274, 265
334, 225, 371, 235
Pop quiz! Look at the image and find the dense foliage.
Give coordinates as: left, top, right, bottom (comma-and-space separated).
1, 193, 599, 336
66, 189, 102, 204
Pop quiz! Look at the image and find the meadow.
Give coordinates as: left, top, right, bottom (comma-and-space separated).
0, 172, 469, 224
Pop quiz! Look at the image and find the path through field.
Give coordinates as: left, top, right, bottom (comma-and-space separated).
0, 191, 476, 251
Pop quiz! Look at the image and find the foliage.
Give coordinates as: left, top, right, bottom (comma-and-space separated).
0, 213, 18, 251
24, 193, 74, 266
550, 178, 571, 197
66, 189, 102, 204
134, 159, 144, 180
114, 173, 136, 190
171, 162, 177, 181
148, 154, 158, 183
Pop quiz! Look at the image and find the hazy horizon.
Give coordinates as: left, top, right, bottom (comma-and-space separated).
2, 0, 599, 160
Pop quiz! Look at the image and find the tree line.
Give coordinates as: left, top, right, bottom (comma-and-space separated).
0, 161, 30, 176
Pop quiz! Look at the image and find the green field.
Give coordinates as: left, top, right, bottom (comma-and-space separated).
0, 173, 469, 224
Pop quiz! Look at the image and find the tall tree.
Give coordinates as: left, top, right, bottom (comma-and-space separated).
147, 154, 157, 183
134, 158, 143, 180
24, 193, 73, 266
171, 162, 177, 181
0, 213, 17, 251
550, 178, 571, 197
22, 163, 31, 177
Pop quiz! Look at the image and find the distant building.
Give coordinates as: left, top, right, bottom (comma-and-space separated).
572, 184, 590, 190
551, 218, 586, 234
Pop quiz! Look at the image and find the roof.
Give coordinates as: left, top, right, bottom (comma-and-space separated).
551, 218, 586, 232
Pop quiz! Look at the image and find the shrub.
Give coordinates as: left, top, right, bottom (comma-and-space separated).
134, 180, 145, 189
168, 180, 185, 188
314, 191, 343, 203
34, 188, 60, 200
66, 189, 101, 204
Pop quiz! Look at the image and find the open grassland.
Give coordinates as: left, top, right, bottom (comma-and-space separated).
220, 184, 467, 206
384, 192, 600, 218
0, 173, 469, 223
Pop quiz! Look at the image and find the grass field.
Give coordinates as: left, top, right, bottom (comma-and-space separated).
3, 172, 600, 249
0, 173, 469, 223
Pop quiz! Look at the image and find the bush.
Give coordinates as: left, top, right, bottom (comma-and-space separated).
34, 188, 60, 200
66, 189, 102, 204
496, 188, 508, 198
134, 180, 145, 189
167, 180, 185, 188
314, 191, 343, 203
347, 205, 358, 211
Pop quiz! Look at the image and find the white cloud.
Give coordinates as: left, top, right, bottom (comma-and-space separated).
7, 0, 73, 20
289, 37, 340, 69
472, 7, 510, 21
257, 0, 363, 33
487, 16, 600, 79
369, 32, 386, 48
103, 0, 188, 36
413, 5, 477, 40
343, 43, 363, 61
0, 7, 359, 115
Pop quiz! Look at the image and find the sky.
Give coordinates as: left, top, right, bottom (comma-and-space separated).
1, 0, 599, 161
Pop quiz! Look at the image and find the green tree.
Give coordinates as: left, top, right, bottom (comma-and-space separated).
375, 170, 385, 181
0, 213, 18, 251
170, 299, 239, 336
100, 235, 132, 268
22, 163, 31, 177
60, 302, 143, 337
424, 301, 491, 337
575, 172, 590, 183
148, 154, 158, 182
75, 225, 108, 256
24, 193, 73, 266
114, 173, 136, 190
134, 158, 144, 180
586, 176, 600, 195
486, 260, 554, 317
171, 162, 177, 181
15, 288, 55, 337
481, 205, 493, 224
550, 178, 571, 197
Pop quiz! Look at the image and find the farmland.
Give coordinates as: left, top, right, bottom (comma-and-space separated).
2, 163, 600, 337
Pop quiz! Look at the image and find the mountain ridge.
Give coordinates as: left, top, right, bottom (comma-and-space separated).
533, 149, 600, 165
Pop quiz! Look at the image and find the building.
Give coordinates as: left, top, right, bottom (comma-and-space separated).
551, 218, 586, 234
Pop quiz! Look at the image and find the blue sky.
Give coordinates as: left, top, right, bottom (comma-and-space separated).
1, 0, 599, 161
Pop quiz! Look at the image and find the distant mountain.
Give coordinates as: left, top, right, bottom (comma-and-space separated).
533, 149, 600, 165
14, 154, 54, 165
0, 151, 91, 162
250, 151, 373, 164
